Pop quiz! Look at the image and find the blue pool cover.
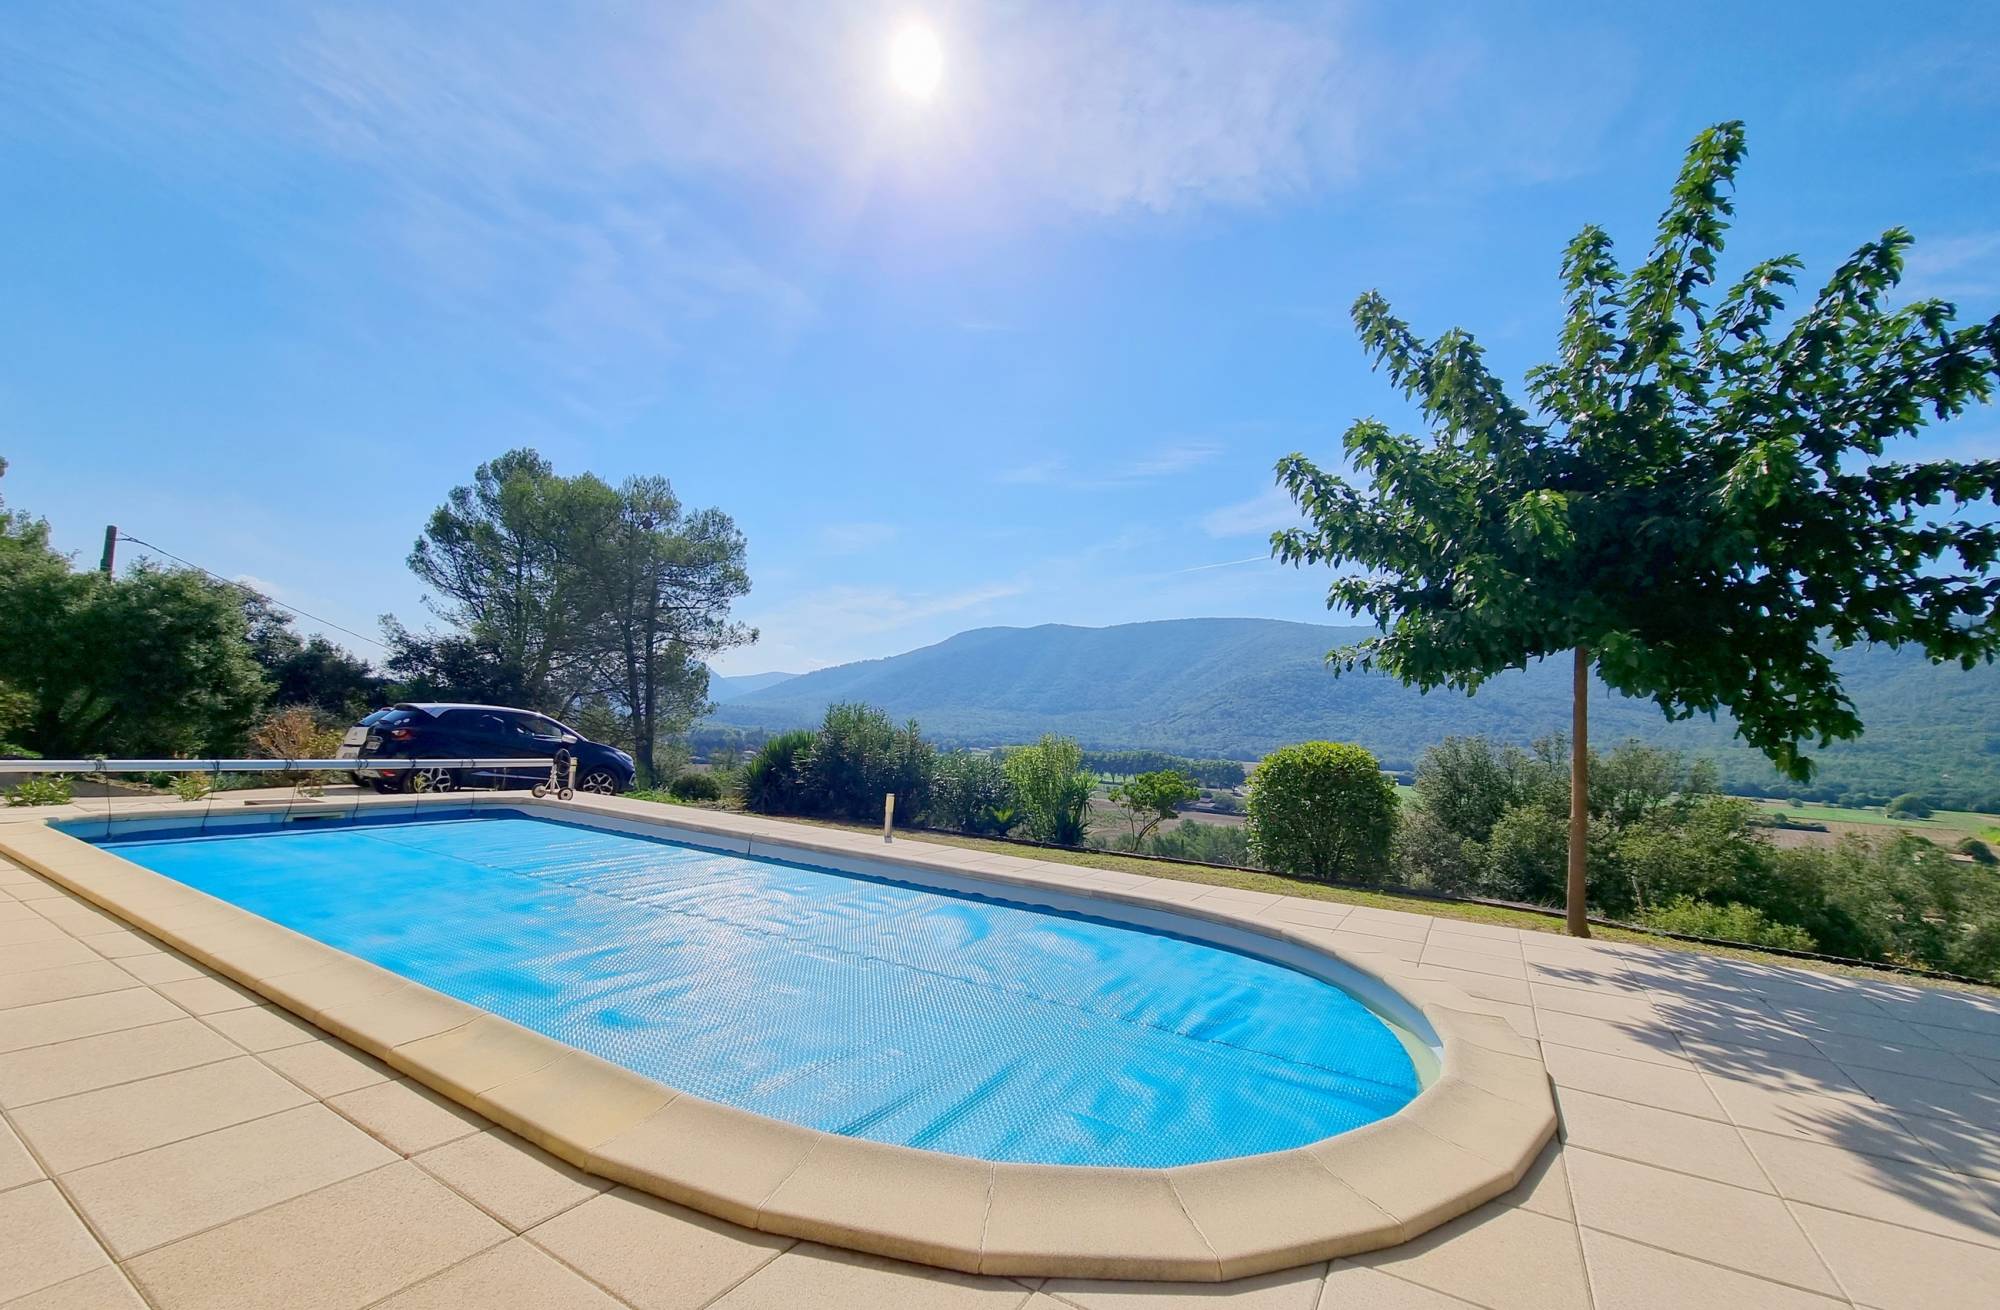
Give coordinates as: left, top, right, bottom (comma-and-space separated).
94, 811, 1420, 1166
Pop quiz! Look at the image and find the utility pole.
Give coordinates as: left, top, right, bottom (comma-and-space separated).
99, 525, 118, 576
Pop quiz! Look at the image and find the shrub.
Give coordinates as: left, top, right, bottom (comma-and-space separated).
665, 771, 722, 803
171, 773, 212, 802
1639, 897, 1818, 952
1958, 837, 1996, 865
1246, 742, 1399, 882
927, 751, 1018, 835
5, 775, 71, 807
1885, 793, 1933, 819
1004, 735, 1095, 846
741, 730, 817, 815
1145, 820, 1255, 867
1107, 770, 1199, 846
248, 705, 344, 788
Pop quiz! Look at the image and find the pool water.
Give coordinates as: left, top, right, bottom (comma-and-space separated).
92, 811, 1423, 1167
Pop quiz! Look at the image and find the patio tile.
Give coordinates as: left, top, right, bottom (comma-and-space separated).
1535, 1011, 1690, 1069
0, 1265, 148, 1309
201, 1002, 319, 1052
62, 1103, 396, 1257
76, 928, 166, 960
1791, 1201, 2000, 1310
150, 974, 261, 1016
1577, 1227, 1845, 1310
1555, 1087, 1771, 1191
1325, 932, 1423, 963
0, 1116, 42, 1191
1538, 1045, 1727, 1120
12, 1054, 310, 1172
260, 1037, 395, 1097
1895, 1105, 2000, 1182
416, 1128, 607, 1231
0, 1017, 239, 1108
0, 961, 136, 1011
1045, 1260, 1325, 1309
0, 988, 182, 1054
1333, 914, 1429, 944
0, 1182, 108, 1304
112, 953, 204, 986
711, 1242, 1027, 1310
1317, 1261, 1484, 1307
1741, 1128, 2000, 1247
1650, 998, 1821, 1057
1524, 957, 1634, 993
1506, 1138, 1574, 1222
526, 1187, 791, 1310
1700, 1066, 1933, 1161
1412, 965, 1529, 1007
0, 939, 98, 977
1348, 1201, 1589, 1310
1837, 1062, 2000, 1127
330, 1077, 484, 1155
372, 1236, 623, 1309
1526, 982, 1655, 1023
1563, 1148, 1839, 1294
124, 1161, 507, 1310
1418, 946, 1525, 979
1813, 1033, 1995, 1087
0, 918, 67, 947
1910, 1020, 2000, 1062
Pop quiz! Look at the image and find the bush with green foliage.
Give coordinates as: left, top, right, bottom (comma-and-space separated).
741, 730, 817, 815
1245, 742, 1398, 882
1958, 837, 1996, 865
926, 750, 1019, 835
1003, 735, 1095, 846
171, 773, 212, 802
800, 702, 933, 825
1885, 793, 1933, 819
1106, 769, 1199, 848
1638, 898, 1818, 951
665, 771, 722, 803
5, 775, 72, 807
1144, 820, 1255, 867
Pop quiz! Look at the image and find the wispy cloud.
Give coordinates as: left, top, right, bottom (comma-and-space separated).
1201, 486, 1302, 538
999, 442, 1222, 489
739, 578, 1028, 670
1172, 555, 1270, 574
1901, 231, 2000, 301
996, 457, 1069, 486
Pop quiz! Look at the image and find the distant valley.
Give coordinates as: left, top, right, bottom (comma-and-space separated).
705, 618, 2000, 810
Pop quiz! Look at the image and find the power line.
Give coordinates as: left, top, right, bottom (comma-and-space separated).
114, 531, 391, 654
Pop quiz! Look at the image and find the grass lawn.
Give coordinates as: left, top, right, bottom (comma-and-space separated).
1747, 798, 2000, 845
674, 804, 1997, 996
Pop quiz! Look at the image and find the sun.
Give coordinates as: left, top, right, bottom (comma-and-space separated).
888, 21, 944, 101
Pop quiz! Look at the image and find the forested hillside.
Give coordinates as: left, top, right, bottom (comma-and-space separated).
707, 619, 2000, 809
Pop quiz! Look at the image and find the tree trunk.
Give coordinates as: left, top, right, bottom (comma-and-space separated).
1567, 646, 1591, 938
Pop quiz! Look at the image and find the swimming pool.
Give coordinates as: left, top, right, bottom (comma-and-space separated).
91, 809, 1425, 1167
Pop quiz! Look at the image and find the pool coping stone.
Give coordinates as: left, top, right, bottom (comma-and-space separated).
0, 790, 1557, 1281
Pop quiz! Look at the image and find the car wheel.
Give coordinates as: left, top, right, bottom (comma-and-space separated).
578, 768, 620, 795
403, 767, 457, 794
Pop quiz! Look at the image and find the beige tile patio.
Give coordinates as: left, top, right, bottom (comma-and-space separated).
149, 973, 261, 1016
1554, 1087, 1771, 1191
1418, 946, 1525, 980
0, 1117, 42, 1191
0, 988, 182, 1054
124, 1161, 508, 1310
1577, 1227, 1845, 1310
1538, 1044, 1727, 1120
1791, 1201, 2000, 1310
0, 917, 66, 947
1317, 1261, 1483, 1307
372, 1236, 624, 1309
1535, 1010, 1691, 1069
1563, 1148, 1839, 1295
1348, 1202, 1589, 1310
0, 1264, 148, 1310
1741, 1128, 2000, 1247
61, 1103, 396, 1257
416, 1128, 607, 1230
329, 1077, 484, 1155
0, 1017, 239, 1108
0, 1182, 109, 1304
0, 961, 136, 1010
1527, 981, 1656, 1023
1699, 1065, 1933, 1161
0, 939, 99, 977
711, 1242, 1028, 1310
526, 1187, 792, 1310
11, 1054, 310, 1172
1045, 1262, 1326, 1309
110, 952, 203, 986
200, 1001, 317, 1051
260, 1036, 395, 1097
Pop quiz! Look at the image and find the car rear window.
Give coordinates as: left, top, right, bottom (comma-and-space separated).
369, 709, 429, 728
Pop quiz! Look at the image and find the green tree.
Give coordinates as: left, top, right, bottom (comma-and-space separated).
1885, 793, 1933, 819
243, 598, 382, 720
1107, 769, 1199, 847
928, 750, 1018, 835
800, 702, 934, 825
1004, 734, 1095, 846
1275, 122, 2000, 934
1245, 741, 1399, 882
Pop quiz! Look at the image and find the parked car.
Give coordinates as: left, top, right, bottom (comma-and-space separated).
338, 703, 635, 795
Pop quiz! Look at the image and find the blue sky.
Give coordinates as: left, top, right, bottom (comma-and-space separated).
3, 1, 1997, 675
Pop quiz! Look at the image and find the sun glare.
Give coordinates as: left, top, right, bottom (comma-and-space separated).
888, 21, 944, 101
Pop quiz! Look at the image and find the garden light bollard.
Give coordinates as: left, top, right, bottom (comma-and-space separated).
883, 792, 895, 841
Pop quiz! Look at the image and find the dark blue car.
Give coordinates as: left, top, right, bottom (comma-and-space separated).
339, 703, 635, 795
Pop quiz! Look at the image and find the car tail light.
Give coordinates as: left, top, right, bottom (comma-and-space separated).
387, 728, 414, 740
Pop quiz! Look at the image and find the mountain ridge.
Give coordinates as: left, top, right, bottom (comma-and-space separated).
705, 617, 2000, 808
